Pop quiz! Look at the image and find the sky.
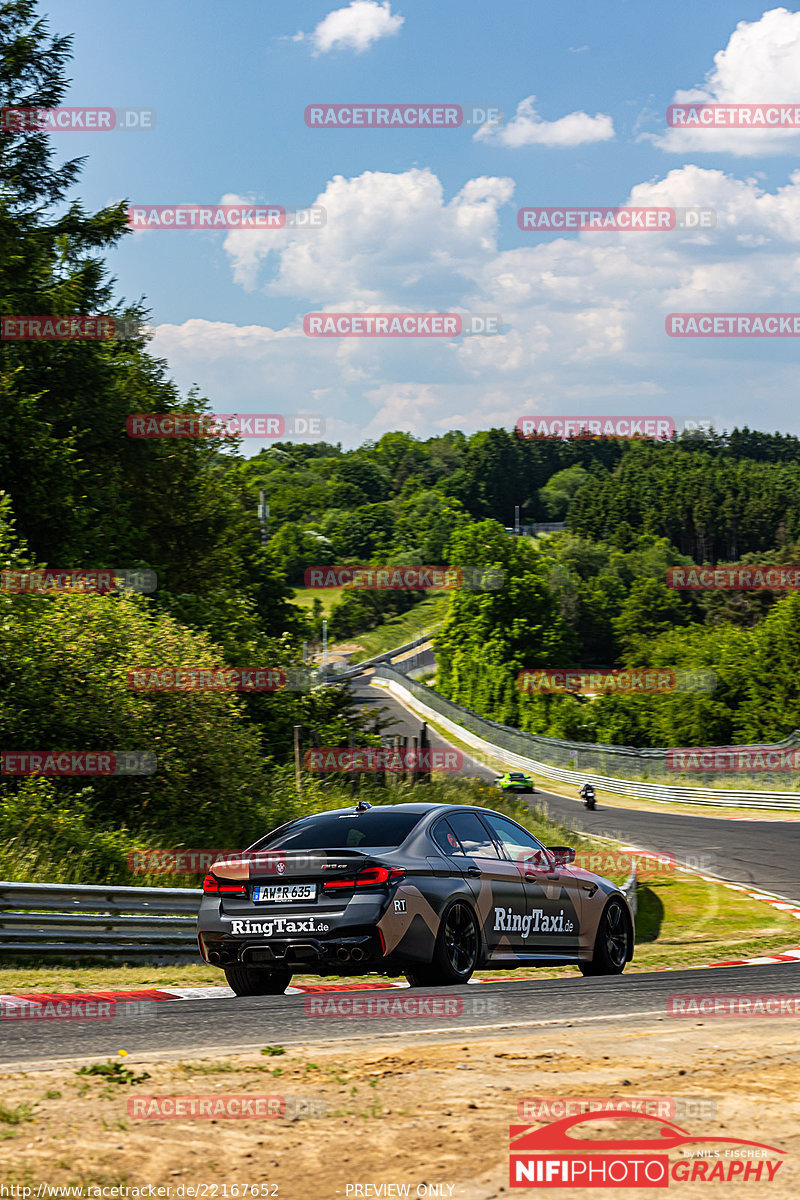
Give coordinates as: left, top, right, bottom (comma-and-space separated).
40, 0, 800, 449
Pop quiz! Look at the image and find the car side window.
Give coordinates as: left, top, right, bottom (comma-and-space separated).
446, 811, 500, 859
432, 819, 465, 856
482, 813, 549, 868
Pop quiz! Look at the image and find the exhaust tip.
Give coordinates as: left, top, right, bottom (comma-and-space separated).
208, 951, 221, 965
350, 946, 366, 962
336, 947, 351, 962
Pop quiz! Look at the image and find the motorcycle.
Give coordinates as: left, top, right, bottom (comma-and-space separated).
579, 783, 596, 810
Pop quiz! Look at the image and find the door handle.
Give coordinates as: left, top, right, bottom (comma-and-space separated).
466, 866, 481, 877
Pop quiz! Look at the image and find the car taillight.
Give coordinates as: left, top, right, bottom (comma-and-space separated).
202, 873, 247, 895
322, 865, 405, 893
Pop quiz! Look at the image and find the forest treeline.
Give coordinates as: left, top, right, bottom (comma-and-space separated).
433, 523, 800, 752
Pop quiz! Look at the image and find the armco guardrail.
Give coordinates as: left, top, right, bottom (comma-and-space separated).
0, 872, 638, 965
325, 631, 436, 681
0, 880, 202, 960
522, 522, 567, 536
372, 667, 800, 810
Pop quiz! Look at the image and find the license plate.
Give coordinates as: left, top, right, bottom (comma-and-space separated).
252, 883, 317, 903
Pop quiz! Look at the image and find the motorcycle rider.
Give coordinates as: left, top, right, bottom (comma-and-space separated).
579, 782, 596, 808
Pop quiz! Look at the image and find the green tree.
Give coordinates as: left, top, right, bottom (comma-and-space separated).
328, 503, 396, 558
267, 523, 333, 585
394, 490, 470, 561
612, 578, 691, 658
538, 465, 590, 521
435, 522, 577, 723
0, 590, 271, 846
0, 2, 280, 610
735, 593, 800, 743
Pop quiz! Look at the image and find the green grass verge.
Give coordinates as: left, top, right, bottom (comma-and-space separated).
288, 587, 348, 615
0, 962, 221, 992
346, 596, 445, 664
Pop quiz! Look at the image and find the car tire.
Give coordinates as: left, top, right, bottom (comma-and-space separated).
579, 897, 629, 977
224, 964, 292, 996
404, 900, 480, 987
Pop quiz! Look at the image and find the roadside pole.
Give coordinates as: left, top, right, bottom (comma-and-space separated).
294, 724, 304, 798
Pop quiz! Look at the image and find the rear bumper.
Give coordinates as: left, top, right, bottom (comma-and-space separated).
199, 929, 385, 971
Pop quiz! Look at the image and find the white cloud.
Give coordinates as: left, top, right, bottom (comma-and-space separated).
222, 170, 514, 300
652, 7, 800, 155
155, 165, 800, 447
296, 1, 403, 55
475, 95, 614, 148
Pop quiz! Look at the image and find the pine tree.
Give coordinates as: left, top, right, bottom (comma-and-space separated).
0, 1, 297, 637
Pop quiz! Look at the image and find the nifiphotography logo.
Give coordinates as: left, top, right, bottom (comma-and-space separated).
509, 1111, 785, 1187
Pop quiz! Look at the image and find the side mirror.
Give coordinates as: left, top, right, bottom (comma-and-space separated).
514, 849, 550, 876
546, 846, 576, 868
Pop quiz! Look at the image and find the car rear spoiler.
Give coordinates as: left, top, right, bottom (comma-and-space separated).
207, 849, 379, 881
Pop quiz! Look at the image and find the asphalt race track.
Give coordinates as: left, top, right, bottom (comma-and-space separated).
2, 962, 799, 1068
354, 676, 800, 902
4, 672, 799, 1070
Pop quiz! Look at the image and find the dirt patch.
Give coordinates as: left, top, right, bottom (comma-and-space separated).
1, 1017, 798, 1197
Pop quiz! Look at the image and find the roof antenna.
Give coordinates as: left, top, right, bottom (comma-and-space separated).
355, 800, 372, 812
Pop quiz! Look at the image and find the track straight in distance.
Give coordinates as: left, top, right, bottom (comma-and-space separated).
354, 676, 800, 901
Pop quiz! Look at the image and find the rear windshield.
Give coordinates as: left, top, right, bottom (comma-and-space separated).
254, 809, 424, 851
